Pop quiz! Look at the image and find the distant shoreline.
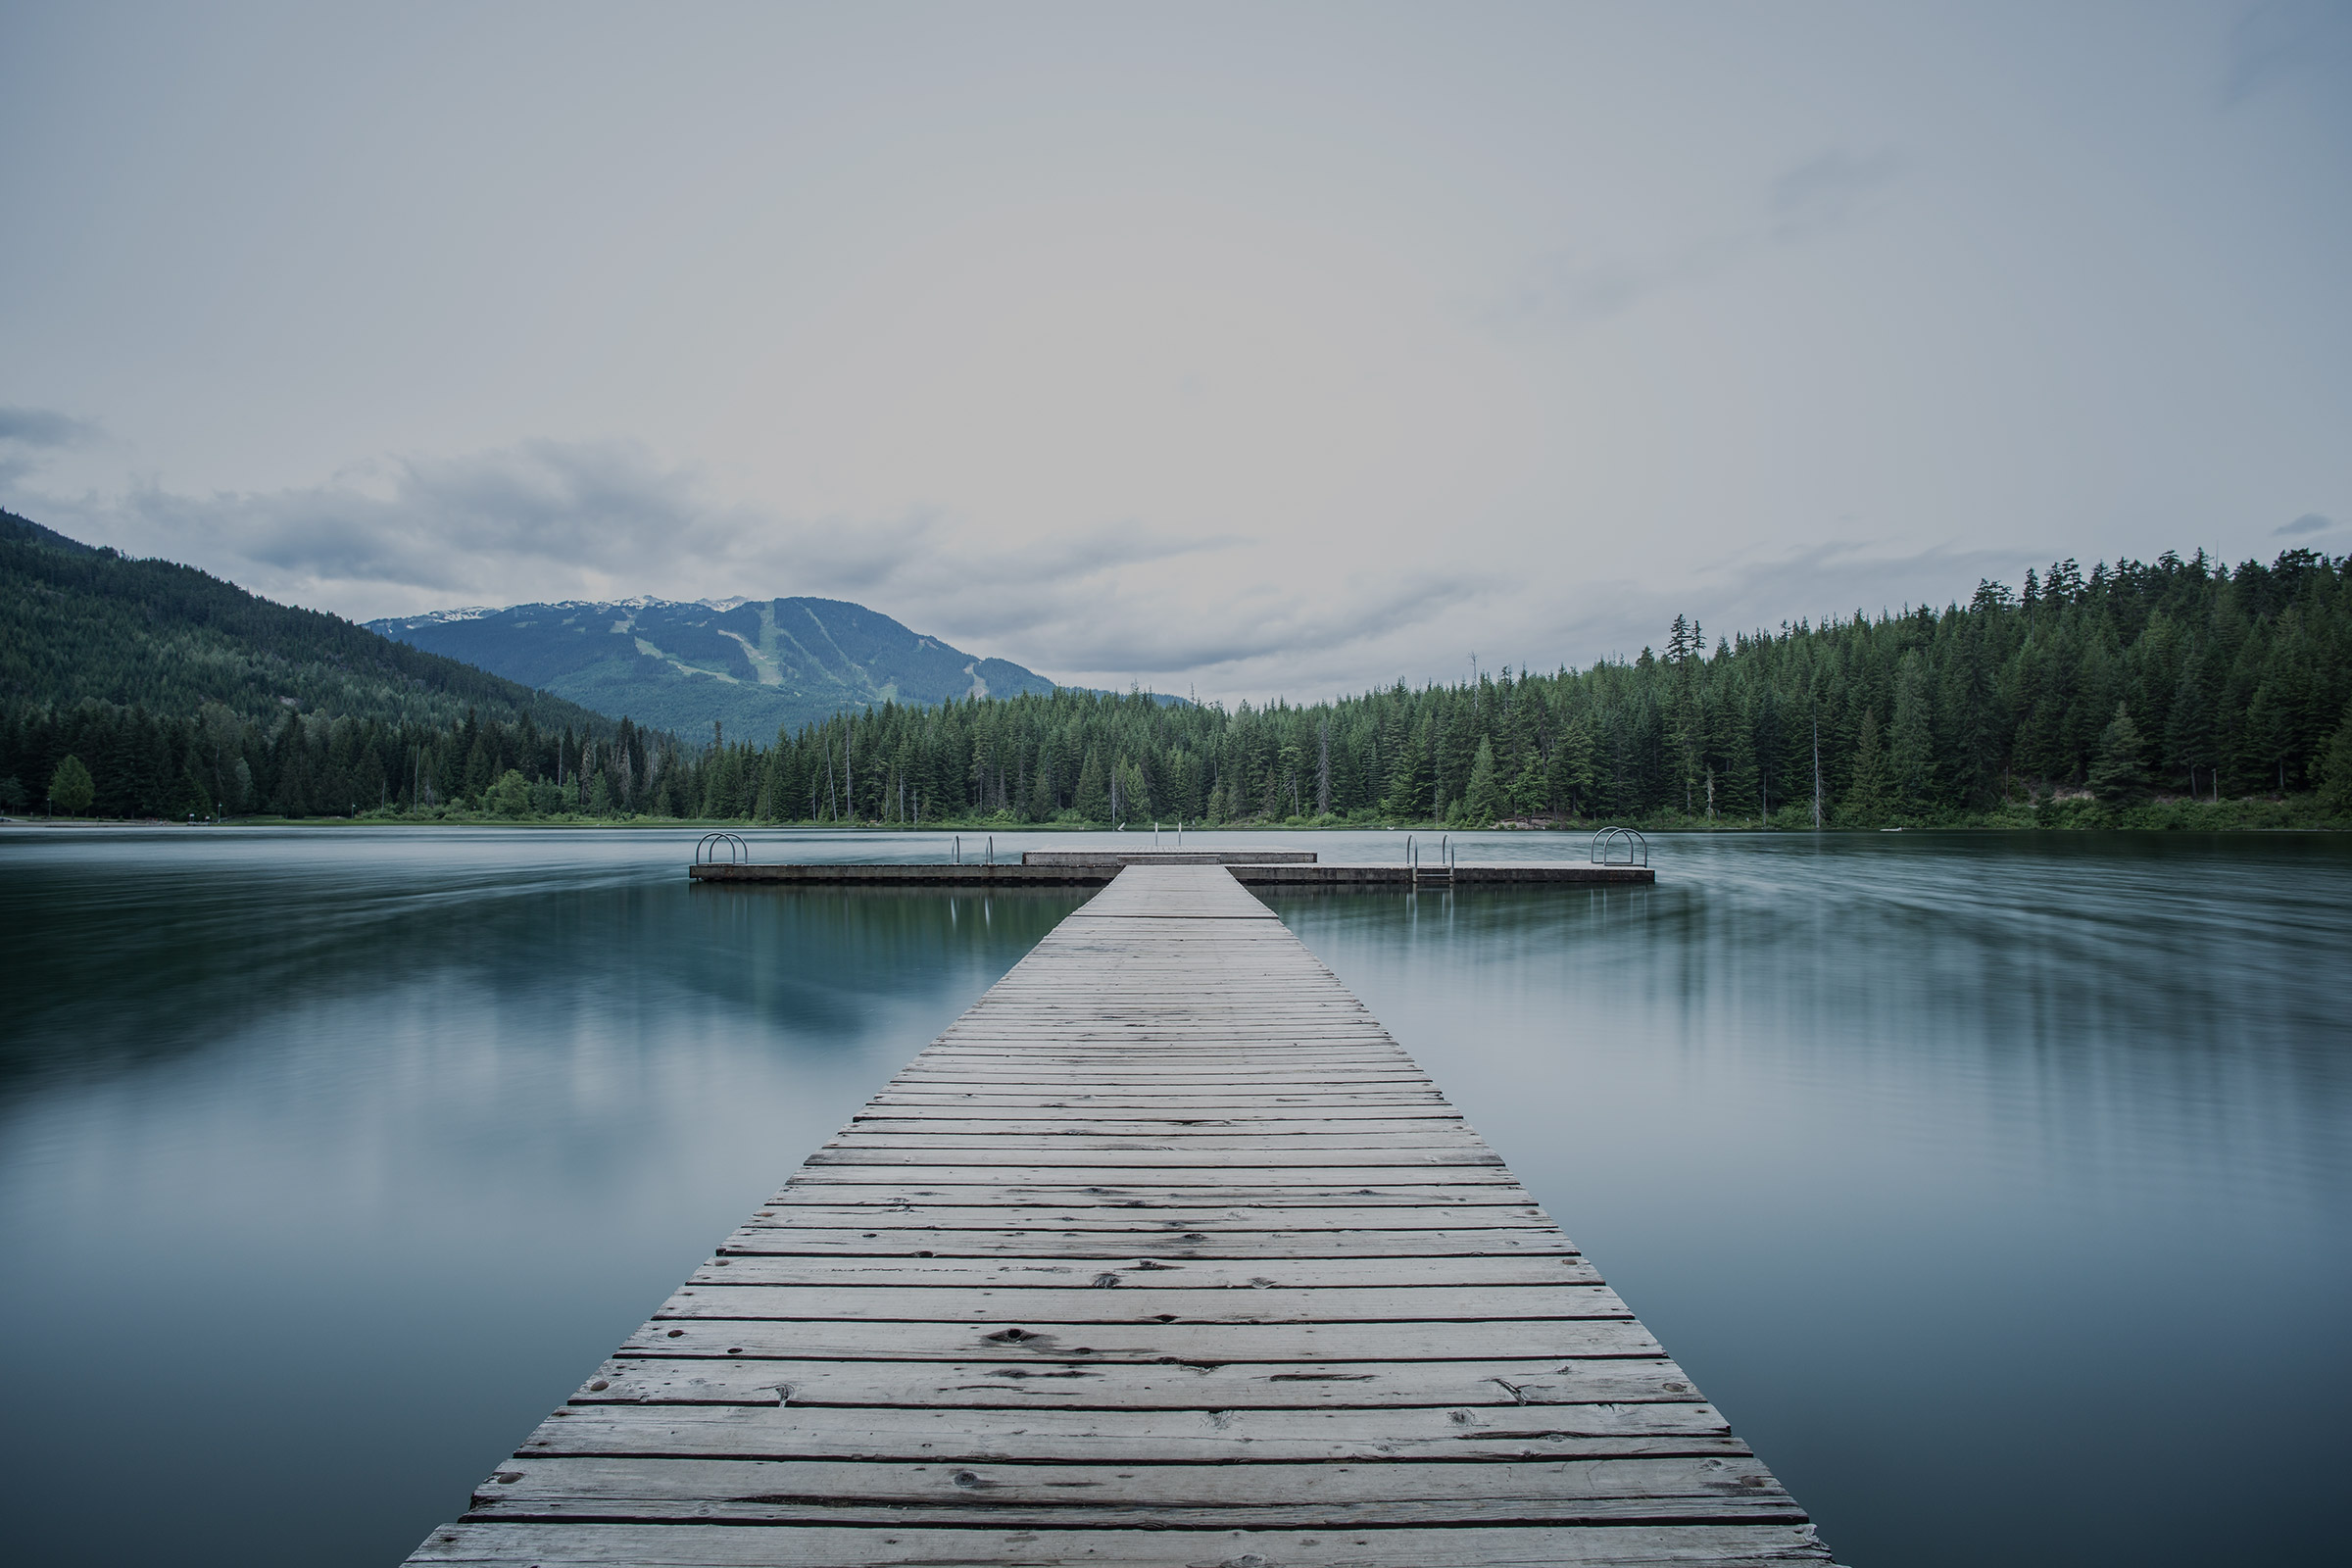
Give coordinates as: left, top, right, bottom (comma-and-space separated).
9, 803, 2347, 835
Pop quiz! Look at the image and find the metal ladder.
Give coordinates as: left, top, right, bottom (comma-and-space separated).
1405, 834, 1454, 886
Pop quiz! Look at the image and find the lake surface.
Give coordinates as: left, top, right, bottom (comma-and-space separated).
1, 825, 2346, 1566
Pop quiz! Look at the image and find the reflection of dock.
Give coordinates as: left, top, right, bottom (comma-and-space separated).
410, 863, 1823, 1566
688, 848, 1656, 887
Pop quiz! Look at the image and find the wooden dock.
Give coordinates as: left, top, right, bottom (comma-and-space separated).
689, 851, 1654, 889
407, 865, 1823, 1567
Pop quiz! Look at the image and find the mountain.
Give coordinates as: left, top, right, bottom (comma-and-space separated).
0, 508, 616, 735
368, 596, 1065, 740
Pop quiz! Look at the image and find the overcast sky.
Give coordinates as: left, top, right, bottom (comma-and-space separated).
3, 2, 2347, 701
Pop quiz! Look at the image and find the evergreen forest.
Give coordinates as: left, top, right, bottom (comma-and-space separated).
1, 508, 623, 816
654, 548, 2352, 830
7, 529, 2351, 828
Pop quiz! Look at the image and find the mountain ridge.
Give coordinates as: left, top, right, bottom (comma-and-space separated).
368, 594, 1067, 740
0, 508, 620, 737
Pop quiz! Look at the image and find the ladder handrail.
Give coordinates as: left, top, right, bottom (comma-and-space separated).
1590, 826, 1648, 866
695, 832, 750, 865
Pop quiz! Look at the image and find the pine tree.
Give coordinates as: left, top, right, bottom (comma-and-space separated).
1024, 743, 1053, 820
2086, 703, 2150, 803
1435, 707, 1475, 812
1464, 737, 1504, 825
2314, 700, 2352, 815
1073, 746, 1108, 821
1384, 711, 1433, 817
1510, 745, 1548, 816
1547, 710, 1595, 818
1664, 614, 1692, 665
2163, 647, 2222, 798
48, 753, 94, 816
271, 737, 312, 816
1315, 719, 1331, 815
1843, 709, 1889, 825
1887, 652, 1937, 812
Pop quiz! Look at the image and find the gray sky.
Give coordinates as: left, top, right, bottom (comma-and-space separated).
4, 1, 2347, 701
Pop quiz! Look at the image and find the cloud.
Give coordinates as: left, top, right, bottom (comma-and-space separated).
2, 429, 1536, 698
13, 437, 1285, 679
0, 407, 104, 488
0, 406, 101, 448
0, 428, 2066, 705
1022, 570, 1494, 677
2273, 512, 2337, 537
101, 439, 743, 602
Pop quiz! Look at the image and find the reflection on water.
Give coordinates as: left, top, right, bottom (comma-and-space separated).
0, 827, 1084, 1568
1267, 831, 2352, 1568
1, 826, 2347, 1566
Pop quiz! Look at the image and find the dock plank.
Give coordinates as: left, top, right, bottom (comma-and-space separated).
503, 1404, 1747, 1461
612, 1315, 1665, 1362
682, 1253, 1604, 1288
569, 1354, 1709, 1408
412, 1522, 1821, 1566
647, 1281, 1637, 1322
464, 1453, 1800, 1527
715, 1225, 1580, 1256
405, 864, 1828, 1566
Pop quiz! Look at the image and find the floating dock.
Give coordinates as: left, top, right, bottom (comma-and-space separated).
409, 864, 1822, 1567
688, 849, 1656, 888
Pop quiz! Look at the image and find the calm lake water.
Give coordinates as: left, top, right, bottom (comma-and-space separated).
1, 825, 2346, 1566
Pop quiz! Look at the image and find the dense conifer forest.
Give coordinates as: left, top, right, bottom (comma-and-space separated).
0, 509, 622, 817
668, 548, 2352, 830
7, 524, 2349, 827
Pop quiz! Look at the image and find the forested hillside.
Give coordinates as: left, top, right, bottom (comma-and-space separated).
0, 509, 622, 816
10, 542, 2349, 826
676, 548, 2352, 828
1, 511, 612, 730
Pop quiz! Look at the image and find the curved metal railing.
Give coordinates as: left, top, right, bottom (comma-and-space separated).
1590, 826, 1648, 866
695, 832, 750, 865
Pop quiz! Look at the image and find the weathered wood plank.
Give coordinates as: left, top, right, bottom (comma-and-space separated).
827, 1129, 1490, 1150
715, 1225, 1580, 1257
685, 1253, 1601, 1289
740, 1200, 1553, 1224
413, 1521, 1832, 1566
850, 1104, 1477, 1124
760, 1186, 1545, 1208
866, 1097, 1458, 1113
650, 1281, 1634, 1323
614, 1317, 1663, 1361
804, 1145, 1502, 1167
502, 1402, 1744, 1461
571, 1354, 1707, 1409
464, 1454, 1802, 1527
884, 1075, 1446, 1092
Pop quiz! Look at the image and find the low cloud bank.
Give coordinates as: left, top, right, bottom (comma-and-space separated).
7, 436, 2057, 705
